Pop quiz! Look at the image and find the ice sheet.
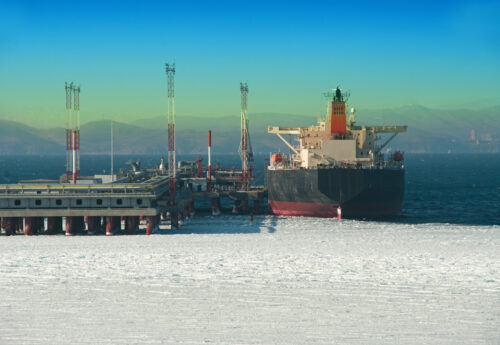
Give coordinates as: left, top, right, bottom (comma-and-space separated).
0, 216, 498, 344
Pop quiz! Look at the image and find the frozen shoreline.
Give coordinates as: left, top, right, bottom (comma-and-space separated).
1, 215, 499, 344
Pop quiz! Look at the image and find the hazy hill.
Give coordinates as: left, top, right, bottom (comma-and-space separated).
131, 112, 315, 133
355, 105, 500, 152
0, 120, 62, 155
131, 106, 500, 154
0, 106, 498, 155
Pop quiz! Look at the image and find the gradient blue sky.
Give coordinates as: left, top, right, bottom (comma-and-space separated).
0, 0, 499, 127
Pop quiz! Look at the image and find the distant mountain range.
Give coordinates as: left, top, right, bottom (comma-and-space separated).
0, 105, 499, 155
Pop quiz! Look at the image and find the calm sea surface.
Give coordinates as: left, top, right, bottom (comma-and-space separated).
0, 154, 499, 225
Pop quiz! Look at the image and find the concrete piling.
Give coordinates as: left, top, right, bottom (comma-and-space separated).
106, 216, 120, 236
65, 216, 74, 236
146, 216, 154, 235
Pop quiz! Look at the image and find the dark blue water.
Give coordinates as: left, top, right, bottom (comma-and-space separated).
0, 154, 499, 225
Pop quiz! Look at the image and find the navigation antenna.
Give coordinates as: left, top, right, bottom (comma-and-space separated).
239, 82, 253, 190
323, 87, 350, 119
165, 63, 176, 204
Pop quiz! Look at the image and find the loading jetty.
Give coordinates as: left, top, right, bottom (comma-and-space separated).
0, 157, 267, 236
0, 67, 266, 236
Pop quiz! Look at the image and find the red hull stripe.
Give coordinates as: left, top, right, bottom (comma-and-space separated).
269, 200, 339, 218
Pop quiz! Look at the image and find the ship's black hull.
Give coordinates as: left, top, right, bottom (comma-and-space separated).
265, 167, 405, 218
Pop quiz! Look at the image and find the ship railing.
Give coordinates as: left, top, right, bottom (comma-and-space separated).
0, 178, 170, 197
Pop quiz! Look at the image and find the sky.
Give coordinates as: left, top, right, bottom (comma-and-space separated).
0, 0, 499, 127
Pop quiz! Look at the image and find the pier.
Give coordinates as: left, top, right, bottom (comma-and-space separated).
0, 170, 267, 236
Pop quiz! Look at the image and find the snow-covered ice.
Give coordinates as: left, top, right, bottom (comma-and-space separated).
0, 215, 499, 344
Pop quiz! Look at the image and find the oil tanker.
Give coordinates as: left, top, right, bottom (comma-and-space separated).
265, 87, 407, 218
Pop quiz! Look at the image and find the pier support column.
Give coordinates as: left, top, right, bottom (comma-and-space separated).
126, 216, 139, 235
106, 216, 120, 236
47, 217, 62, 235
86, 216, 100, 235
23, 218, 30, 236
146, 216, 154, 235
65, 217, 74, 236
24, 217, 34, 236
242, 199, 248, 213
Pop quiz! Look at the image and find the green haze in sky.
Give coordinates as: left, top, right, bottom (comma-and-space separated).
0, 0, 499, 128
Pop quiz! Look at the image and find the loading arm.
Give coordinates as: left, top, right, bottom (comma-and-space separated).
275, 133, 299, 154
376, 132, 399, 154
268, 126, 300, 154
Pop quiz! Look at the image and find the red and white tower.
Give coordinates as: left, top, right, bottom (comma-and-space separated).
65, 82, 73, 180
165, 63, 176, 204
73, 85, 81, 181
65, 82, 80, 184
